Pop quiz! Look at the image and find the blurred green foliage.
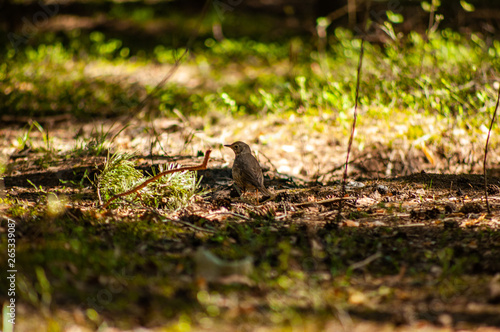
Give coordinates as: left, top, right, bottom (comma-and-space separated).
0, 8, 499, 123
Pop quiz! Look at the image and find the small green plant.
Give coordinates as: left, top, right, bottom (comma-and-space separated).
96, 152, 202, 209
96, 152, 143, 204
144, 163, 203, 210
348, 210, 369, 219
0, 156, 6, 175
59, 169, 91, 190
74, 124, 128, 156
32, 121, 51, 152
27, 179, 47, 194
16, 122, 36, 151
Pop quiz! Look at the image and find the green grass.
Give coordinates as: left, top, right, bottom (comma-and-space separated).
97, 152, 203, 209
1, 19, 499, 126
97, 152, 144, 203
2, 7, 500, 331
1, 202, 495, 330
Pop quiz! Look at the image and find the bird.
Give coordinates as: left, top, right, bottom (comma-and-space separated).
224, 141, 271, 199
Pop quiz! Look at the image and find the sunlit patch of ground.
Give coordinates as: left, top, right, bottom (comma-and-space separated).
2, 111, 500, 331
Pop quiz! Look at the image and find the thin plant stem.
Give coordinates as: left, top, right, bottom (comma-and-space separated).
335, 39, 365, 224
484, 84, 500, 213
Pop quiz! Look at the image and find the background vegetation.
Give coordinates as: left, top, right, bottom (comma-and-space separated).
1, 0, 500, 331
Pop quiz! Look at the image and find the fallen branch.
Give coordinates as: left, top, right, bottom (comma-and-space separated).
205, 212, 251, 221
397, 223, 425, 228
295, 197, 356, 207
349, 251, 382, 271
101, 149, 212, 209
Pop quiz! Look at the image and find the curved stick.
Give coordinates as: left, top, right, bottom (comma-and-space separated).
101, 149, 212, 209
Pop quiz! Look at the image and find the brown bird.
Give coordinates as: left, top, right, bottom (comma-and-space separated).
225, 141, 271, 198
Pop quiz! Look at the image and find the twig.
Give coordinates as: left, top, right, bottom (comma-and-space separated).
349, 251, 382, 271
334, 304, 354, 332
162, 216, 216, 234
205, 211, 251, 221
101, 150, 212, 209
121, 198, 216, 233
97, 182, 103, 206
397, 223, 425, 228
276, 203, 287, 220
484, 84, 500, 213
295, 197, 355, 208
334, 39, 365, 224
257, 151, 279, 174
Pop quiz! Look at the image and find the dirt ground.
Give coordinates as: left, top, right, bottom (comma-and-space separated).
1, 115, 500, 331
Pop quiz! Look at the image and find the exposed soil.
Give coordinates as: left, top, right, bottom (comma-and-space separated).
1, 116, 500, 331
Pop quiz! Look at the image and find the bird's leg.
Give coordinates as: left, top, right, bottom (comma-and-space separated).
234, 185, 243, 197
235, 186, 252, 204
255, 189, 259, 204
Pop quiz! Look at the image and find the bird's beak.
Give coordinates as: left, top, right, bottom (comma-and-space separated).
224, 144, 231, 148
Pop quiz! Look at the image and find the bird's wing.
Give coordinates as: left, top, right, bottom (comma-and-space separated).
234, 156, 264, 189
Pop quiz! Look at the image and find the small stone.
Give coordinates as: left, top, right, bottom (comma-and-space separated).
375, 184, 389, 194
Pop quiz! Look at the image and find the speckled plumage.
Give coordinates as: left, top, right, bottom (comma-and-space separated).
225, 141, 271, 196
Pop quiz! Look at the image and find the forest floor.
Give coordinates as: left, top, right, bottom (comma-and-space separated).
2, 2, 500, 329
1, 112, 500, 332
